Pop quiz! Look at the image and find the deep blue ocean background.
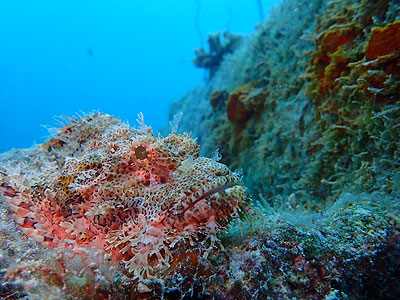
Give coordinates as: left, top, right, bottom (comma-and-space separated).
0, 0, 277, 152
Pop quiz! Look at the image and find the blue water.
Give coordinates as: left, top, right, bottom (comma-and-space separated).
0, 0, 276, 152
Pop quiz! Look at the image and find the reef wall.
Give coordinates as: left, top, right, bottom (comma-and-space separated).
165, 0, 400, 297
170, 0, 400, 209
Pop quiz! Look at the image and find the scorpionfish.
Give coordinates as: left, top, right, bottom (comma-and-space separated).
0, 112, 247, 278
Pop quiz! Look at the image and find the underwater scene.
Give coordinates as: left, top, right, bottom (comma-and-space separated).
0, 0, 400, 299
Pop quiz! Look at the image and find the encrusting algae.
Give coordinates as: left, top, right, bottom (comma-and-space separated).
0, 112, 248, 281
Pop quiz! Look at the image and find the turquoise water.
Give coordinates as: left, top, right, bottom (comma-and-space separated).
0, 0, 276, 152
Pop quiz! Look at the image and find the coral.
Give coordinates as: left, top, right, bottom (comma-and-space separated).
209, 89, 228, 108
302, 0, 400, 200
0, 112, 248, 291
226, 91, 249, 123
193, 31, 243, 77
226, 82, 268, 123
170, 0, 400, 215
318, 24, 359, 54
208, 192, 400, 300
310, 24, 359, 95
365, 20, 400, 61
171, 0, 326, 203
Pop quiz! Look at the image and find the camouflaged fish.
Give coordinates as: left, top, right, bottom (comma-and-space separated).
0, 112, 247, 278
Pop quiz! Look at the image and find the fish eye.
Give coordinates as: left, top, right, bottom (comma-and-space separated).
135, 145, 148, 160
130, 142, 152, 165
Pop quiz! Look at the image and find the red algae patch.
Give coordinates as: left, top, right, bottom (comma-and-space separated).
365, 20, 400, 61
226, 82, 268, 123
318, 24, 359, 54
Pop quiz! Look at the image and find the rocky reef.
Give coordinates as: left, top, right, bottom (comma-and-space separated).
1, 0, 400, 299
173, 0, 400, 207
193, 31, 243, 78
167, 0, 400, 298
